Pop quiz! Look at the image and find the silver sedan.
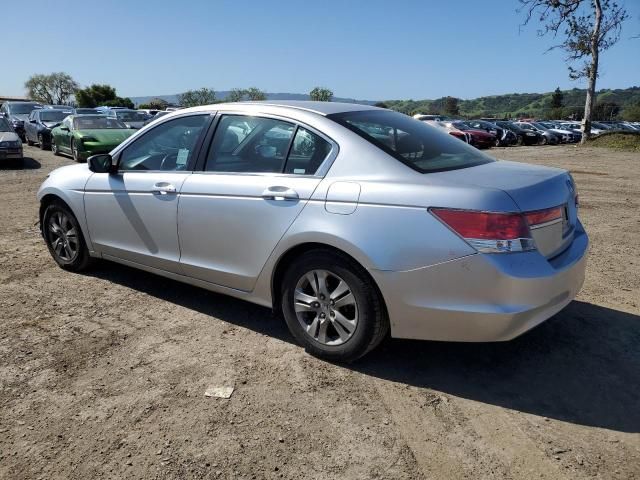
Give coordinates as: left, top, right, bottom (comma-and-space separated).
37, 101, 588, 361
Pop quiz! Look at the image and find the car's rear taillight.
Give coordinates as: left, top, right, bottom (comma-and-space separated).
431, 208, 535, 253
524, 206, 562, 227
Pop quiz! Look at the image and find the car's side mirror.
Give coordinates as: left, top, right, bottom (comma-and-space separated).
60, 126, 69, 131
88, 154, 115, 173
30, 119, 37, 124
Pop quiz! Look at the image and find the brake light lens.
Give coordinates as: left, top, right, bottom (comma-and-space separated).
525, 206, 562, 227
431, 208, 535, 253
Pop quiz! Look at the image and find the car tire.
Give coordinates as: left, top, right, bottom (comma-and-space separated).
281, 249, 389, 362
539, 136, 548, 145
38, 134, 47, 150
71, 139, 81, 162
26, 135, 34, 146
51, 136, 60, 156
42, 201, 93, 272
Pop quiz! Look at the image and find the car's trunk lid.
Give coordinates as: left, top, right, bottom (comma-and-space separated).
430, 160, 578, 258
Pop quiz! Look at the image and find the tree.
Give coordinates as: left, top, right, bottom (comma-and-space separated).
550, 87, 564, 108
227, 88, 246, 102
520, 0, 629, 143
75, 84, 133, 108
24, 72, 79, 104
374, 102, 389, 109
177, 88, 216, 107
138, 98, 169, 110
309, 87, 333, 102
245, 87, 267, 101
622, 101, 640, 121
593, 101, 621, 120
443, 96, 460, 116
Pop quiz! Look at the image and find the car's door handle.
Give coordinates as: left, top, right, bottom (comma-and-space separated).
152, 182, 177, 195
261, 186, 299, 201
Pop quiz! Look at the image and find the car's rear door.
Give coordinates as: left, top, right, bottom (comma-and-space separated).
83, 113, 211, 272
178, 114, 335, 291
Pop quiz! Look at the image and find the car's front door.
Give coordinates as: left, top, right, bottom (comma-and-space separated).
178, 114, 334, 291
58, 118, 74, 152
84, 114, 211, 272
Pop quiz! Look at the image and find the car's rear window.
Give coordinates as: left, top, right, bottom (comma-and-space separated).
328, 110, 493, 173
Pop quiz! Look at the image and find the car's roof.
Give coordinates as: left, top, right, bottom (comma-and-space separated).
190, 100, 379, 116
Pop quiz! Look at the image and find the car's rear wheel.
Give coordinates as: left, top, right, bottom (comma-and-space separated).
281, 249, 388, 362
539, 136, 548, 145
42, 201, 93, 271
51, 136, 59, 156
71, 139, 81, 162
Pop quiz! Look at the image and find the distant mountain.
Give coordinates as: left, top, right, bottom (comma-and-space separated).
130, 91, 375, 106
384, 87, 640, 118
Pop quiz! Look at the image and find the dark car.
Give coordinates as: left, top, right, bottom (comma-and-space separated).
24, 108, 72, 150
515, 122, 561, 145
465, 120, 517, 147
491, 120, 541, 146
0, 101, 43, 141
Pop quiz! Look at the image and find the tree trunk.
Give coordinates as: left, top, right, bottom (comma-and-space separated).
581, 0, 602, 144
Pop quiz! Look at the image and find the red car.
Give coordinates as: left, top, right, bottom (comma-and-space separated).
448, 121, 495, 149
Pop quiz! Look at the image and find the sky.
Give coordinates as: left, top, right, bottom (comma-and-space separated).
2, 0, 639, 100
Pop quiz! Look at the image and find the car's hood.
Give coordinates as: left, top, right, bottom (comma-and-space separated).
77, 129, 134, 143
429, 159, 570, 211
0, 131, 21, 142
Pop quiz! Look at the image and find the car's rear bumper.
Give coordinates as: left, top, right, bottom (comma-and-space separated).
371, 221, 588, 342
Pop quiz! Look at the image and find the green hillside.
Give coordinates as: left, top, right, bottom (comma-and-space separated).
384, 86, 640, 120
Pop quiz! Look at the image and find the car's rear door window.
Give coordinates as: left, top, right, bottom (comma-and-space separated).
328, 110, 493, 173
283, 127, 332, 175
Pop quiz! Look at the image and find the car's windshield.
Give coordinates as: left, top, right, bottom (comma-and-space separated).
40, 111, 68, 122
115, 110, 146, 121
532, 122, 550, 131
73, 116, 127, 130
9, 103, 42, 114
328, 110, 493, 173
0, 117, 13, 132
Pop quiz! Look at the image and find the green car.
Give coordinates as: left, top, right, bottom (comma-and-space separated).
51, 115, 135, 162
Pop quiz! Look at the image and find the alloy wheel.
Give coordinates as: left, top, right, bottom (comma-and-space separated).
71, 139, 79, 161
47, 211, 78, 262
294, 269, 358, 346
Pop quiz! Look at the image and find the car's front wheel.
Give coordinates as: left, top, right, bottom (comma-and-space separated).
26, 134, 34, 146
42, 201, 93, 271
71, 139, 81, 162
281, 250, 388, 362
51, 136, 59, 156
38, 134, 47, 150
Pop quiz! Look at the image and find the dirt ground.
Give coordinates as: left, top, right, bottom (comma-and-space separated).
0, 144, 638, 480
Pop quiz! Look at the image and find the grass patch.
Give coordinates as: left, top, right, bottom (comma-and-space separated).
586, 131, 640, 152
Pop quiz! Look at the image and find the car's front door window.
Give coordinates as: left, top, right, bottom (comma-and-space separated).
119, 115, 209, 171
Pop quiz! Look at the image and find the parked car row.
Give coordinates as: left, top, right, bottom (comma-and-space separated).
413, 113, 640, 149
